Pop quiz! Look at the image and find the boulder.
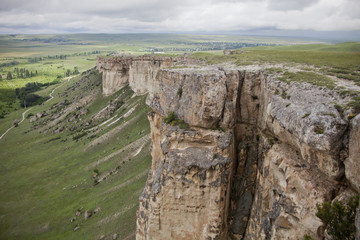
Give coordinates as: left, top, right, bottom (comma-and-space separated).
84, 210, 92, 220
30, 116, 37, 123
13, 119, 20, 126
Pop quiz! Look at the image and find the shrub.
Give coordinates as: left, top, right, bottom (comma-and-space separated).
316, 195, 359, 240
349, 96, 360, 114
314, 126, 324, 134
334, 104, 344, 118
301, 235, 313, 240
302, 113, 310, 119
164, 112, 189, 129
177, 88, 183, 98
164, 112, 176, 124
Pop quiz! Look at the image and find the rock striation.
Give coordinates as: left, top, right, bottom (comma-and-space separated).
97, 55, 360, 240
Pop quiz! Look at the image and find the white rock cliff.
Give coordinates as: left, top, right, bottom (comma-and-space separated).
97, 55, 360, 240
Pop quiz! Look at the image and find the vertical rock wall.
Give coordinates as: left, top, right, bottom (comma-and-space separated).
97, 56, 360, 240
137, 113, 234, 239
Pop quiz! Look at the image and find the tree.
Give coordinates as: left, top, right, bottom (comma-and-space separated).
73, 66, 79, 74
21, 94, 44, 107
66, 69, 71, 77
316, 195, 359, 240
0, 74, 2, 81
7, 72, 12, 80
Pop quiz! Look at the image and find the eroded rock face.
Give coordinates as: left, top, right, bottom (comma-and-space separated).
245, 143, 337, 240
96, 55, 360, 240
97, 55, 177, 96
136, 112, 234, 240
345, 114, 360, 192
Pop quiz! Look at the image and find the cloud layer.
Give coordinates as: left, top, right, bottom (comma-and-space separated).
0, 0, 359, 35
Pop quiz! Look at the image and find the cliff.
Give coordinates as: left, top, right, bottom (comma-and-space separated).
97, 55, 360, 240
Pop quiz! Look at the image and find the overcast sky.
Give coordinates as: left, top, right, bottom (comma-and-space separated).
0, 0, 359, 39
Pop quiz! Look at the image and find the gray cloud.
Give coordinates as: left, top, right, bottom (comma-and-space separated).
0, 0, 359, 36
267, 0, 319, 11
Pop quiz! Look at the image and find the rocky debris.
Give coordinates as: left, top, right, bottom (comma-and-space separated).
99, 235, 105, 240
93, 207, 101, 214
29, 116, 37, 122
79, 108, 88, 115
52, 100, 67, 109
13, 119, 20, 126
112, 233, 118, 239
223, 49, 233, 55
223, 49, 245, 55
75, 211, 81, 216
54, 127, 64, 134
52, 113, 61, 120
68, 115, 77, 122
73, 225, 80, 231
84, 210, 92, 220
36, 112, 43, 118
70, 217, 76, 222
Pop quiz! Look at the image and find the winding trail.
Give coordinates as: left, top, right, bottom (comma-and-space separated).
0, 76, 73, 140
45, 76, 72, 103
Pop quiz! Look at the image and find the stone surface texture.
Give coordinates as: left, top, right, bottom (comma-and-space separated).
96, 55, 360, 240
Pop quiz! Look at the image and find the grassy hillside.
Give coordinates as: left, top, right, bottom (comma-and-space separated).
0, 69, 151, 240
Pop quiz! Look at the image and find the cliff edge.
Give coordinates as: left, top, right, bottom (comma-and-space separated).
97, 55, 360, 240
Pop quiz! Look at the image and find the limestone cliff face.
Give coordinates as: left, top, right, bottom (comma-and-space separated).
137, 112, 234, 239
97, 55, 360, 240
96, 55, 178, 96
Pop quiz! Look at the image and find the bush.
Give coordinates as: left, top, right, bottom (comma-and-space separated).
301, 235, 313, 240
164, 112, 189, 129
177, 88, 183, 97
164, 112, 176, 124
316, 195, 359, 240
21, 94, 48, 107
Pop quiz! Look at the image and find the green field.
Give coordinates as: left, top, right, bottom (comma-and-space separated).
0, 34, 359, 240
191, 42, 360, 90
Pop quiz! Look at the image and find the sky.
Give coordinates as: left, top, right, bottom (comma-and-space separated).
0, 0, 359, 40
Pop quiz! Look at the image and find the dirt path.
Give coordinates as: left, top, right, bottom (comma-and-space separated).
0, 108, 31, 140
0, 77, 73, 140
45, 76, 72, 103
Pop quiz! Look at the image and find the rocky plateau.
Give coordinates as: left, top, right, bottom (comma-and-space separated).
97, 54, 360, 240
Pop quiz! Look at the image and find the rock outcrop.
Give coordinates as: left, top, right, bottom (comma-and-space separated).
97, 55, 360, 240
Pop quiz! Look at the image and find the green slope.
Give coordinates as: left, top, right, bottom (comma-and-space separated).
0, 69, 151, 240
